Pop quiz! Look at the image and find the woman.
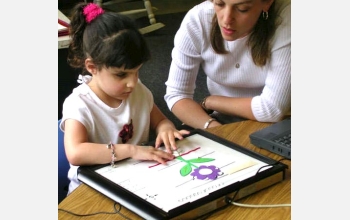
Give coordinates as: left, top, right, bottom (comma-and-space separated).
164, 0, 291, 129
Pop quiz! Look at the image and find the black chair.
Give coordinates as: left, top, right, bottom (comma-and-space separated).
58, 119, 70, 204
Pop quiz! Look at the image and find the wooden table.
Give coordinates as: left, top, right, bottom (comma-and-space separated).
58, 120, 291, 220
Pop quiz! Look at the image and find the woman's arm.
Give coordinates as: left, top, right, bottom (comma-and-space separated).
165, 4, 215, 129
171, 98, 221, 129
204, 96, 256, 120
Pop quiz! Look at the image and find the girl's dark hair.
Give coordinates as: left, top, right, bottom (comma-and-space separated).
67, 2, 151, 75
210, 0, 282, 67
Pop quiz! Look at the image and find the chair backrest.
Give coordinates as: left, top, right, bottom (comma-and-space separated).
58, 119, 70, 204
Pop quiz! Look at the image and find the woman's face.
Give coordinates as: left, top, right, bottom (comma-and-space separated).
213, 0, 273, 41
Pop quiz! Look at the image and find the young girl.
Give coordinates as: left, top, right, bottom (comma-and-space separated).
59, 2, 190, 195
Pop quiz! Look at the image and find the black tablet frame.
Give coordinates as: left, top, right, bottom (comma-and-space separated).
78, 129, 288, 220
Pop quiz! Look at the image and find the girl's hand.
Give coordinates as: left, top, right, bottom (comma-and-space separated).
131, 145, 175, 165
155, 125, 190, 154
150, 105, 190, 153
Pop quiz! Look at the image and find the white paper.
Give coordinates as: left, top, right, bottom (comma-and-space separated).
95, 134, 268, 212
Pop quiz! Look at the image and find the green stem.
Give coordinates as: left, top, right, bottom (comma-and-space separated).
177, 156, 198, 168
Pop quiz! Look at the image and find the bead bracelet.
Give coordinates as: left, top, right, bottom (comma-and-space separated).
107, 142, 117, 168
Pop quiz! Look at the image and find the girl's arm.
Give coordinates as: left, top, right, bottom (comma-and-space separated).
63, 119, 174, 166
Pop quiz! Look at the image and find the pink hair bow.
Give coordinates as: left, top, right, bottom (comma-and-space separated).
83, 3, 105, 23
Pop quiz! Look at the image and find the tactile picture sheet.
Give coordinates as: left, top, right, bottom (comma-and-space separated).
95, 133, 268, 212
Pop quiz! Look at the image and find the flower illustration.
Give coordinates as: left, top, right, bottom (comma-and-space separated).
119, 119, 133, 143
190, 165, 221, 180
148, 146, 222, 181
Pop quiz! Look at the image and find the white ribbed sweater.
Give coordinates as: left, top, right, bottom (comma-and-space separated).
165, 0, 291, 122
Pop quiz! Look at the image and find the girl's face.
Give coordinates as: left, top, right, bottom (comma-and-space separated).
213, 0, 273, 41
88, 62, 142, 107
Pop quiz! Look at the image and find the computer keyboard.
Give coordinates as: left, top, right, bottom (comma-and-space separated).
273, 133, 291, 148
249, 117, 291, 159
